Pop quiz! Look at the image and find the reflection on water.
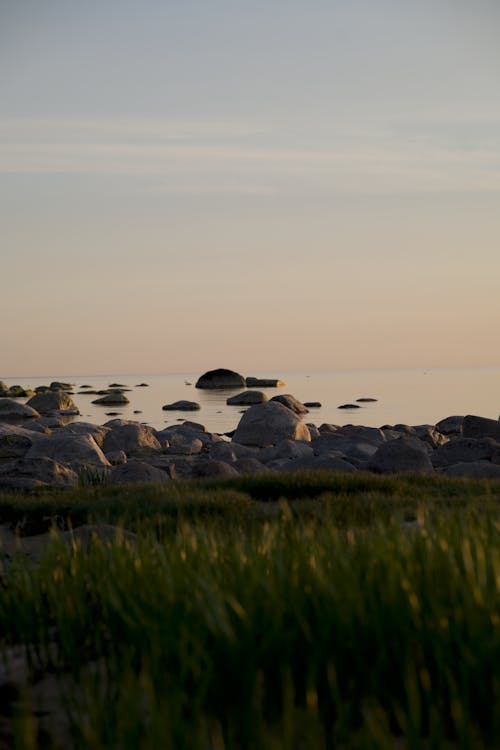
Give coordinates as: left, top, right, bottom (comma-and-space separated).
2, 368, 500, 433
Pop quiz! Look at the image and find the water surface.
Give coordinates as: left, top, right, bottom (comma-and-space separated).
3, 367, 499, 433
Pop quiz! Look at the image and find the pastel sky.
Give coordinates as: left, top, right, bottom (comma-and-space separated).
1, 0, 499, 377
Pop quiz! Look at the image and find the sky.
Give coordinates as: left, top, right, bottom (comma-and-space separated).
1, 0, 499, 377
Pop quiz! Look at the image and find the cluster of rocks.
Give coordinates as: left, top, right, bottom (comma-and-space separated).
1, 385, 500, 488
0, 381, 74, 399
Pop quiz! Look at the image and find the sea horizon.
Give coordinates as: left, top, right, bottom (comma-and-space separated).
3, 365, 499, 434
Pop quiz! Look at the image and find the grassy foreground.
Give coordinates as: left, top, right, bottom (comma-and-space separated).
1, 472, 500, 749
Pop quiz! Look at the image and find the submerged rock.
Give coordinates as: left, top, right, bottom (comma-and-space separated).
162, 400, 201, 411
227, 391, 268, 405
92, 392, 130, 405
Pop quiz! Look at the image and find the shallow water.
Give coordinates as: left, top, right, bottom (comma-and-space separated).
2, 367, 500, 433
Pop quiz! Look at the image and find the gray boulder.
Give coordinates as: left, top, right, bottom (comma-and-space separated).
412, 425, 448, 448
162, 400, 201, 411
109, 460, 170, 484
0, 457, 78, 489
233, 458, 268, 474
164, 433, 204, 455
226, 391, 268, 405
334, 425, 387, 445
232, 401, 311, 447
26, 433, 111, 471
27, 391, 79, 415
270, 394, 309, 414
195, 368, 246, 389
0, 399, 39, 420
311, 435, 378, 462
435, 416, 465, 436
319, 423, 339, 433
157, 424, 217, 448
462, 415, 500, 442
105, 450, 127, 466
102, 421, 162, 455
61, 422, 111, 448
208, 441, 258, 462
432, 437, 500, 467
259, 439, 314, 463
0, 433, 33, 460
193, 459, 239, 478
368, 436, 433, 474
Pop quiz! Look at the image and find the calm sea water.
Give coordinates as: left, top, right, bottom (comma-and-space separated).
2, 368, 500, 434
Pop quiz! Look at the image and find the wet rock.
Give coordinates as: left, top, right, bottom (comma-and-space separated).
337, 404, 361, 410
303, 402, 321, 408
195, 368, 246, 389
356, 397, 378, 403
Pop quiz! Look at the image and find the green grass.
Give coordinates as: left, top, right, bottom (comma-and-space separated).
1, 473, 500, 748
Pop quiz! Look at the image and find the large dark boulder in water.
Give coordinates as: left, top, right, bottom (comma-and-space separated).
195, 368, 246, 389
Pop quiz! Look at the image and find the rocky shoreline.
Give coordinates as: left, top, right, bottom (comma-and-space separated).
1, 374, 500, 487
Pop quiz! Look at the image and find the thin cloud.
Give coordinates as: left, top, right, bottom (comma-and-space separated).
1, 116, 499, 195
